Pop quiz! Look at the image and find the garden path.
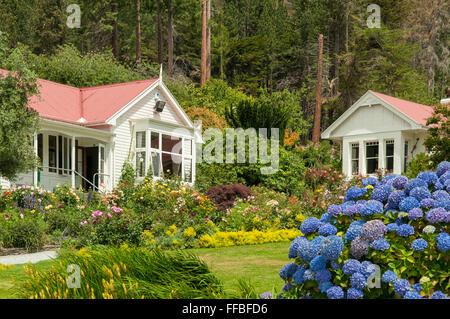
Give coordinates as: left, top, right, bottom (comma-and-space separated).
0, 250, 57, 265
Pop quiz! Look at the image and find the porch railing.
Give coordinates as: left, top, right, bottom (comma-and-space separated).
37, 166, 110, 193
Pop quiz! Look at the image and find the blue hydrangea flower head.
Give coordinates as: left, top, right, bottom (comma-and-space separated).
393, 279, 411, 297
360, 219, 386, 243
425, 207, 447, 224
388, 190, 406, 209
297, 239, 320, 261
382, 270, 397, 283
386, 222, 400, 232
413, 283, 422, 292
371, 185, 392, 202
432, 190, 450, 201
408, 207, 423, 221
381, 174, 398, 185
318, 223, 337, 236
360, 200, 384, 216
345, 187, 367, 201
404, 290, 421, 299
399, 196, 420, 212
370, 238, 390, 250
410, 187, 431, 202
417, 171, 438, 185
293, 267, 306, 285
404, 178, 427, 195
326, 286, 344, 299
315, 269, 332, 283
392, 176, 408, 189
303, 269, 315, 281
279, 263, 298, 280
350, 272, 367, 290
434, 198, 450, 211
347, 288, 364, 299
411, 238, 428, 251
396, 224, 415, 237
320, 212, 331, 223
288, 236, 308, 259
420, 198, 435, 208
310, 255, 327, 271
360, 261, 376, 278
436, 161, 450, 177
439, 170, 450, 185
362, 177, 378, 187
320, 235, 344, 260
343, 204, 359, 216
327, 204, 342, 217
331, 261, 341, 270
343, 259, 361, 275
318, 281, 333, 293
436, 232, 450, 252
431, 291, 448, 299
300, 217, 321, 234
434, 182, 444, 190
350, 236, 369, 259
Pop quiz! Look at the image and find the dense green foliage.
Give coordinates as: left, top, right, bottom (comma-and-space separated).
21, 246, 224, 299
424, 104, 450, 167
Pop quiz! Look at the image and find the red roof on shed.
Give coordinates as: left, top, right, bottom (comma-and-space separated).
0, 69, 158, 125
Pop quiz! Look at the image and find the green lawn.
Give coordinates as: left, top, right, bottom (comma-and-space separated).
188, 242, 290, 297
0, 259, 54, 299
0, 242, 290, 299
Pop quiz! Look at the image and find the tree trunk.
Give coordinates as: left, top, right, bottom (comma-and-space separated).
201, 0, 208, 86
206, 0, 211, 81
312, 34, 324, 144
136, 0, 141, 62
168, 0, 174, 77
157, 0, 163, 64
111, 2, 119, 60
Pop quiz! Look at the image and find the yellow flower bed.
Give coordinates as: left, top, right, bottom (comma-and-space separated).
198, 228, 302, 248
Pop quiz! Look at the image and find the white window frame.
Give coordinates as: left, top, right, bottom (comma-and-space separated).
365, 141, 379, 175
351, 143, 360, 176
385, 139, 394, 173
134, 128, 193, 182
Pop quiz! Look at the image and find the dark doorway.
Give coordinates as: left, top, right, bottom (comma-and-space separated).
85, 147, 98, 190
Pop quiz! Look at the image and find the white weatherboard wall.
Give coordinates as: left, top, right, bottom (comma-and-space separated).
322, 93, 429, 178
111, 86, 195, 186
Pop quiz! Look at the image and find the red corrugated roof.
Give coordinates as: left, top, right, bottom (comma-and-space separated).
0, 68, 158, 125
370, 91, 434, 126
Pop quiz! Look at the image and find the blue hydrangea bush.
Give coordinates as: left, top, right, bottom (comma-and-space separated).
278, 161, 450, 299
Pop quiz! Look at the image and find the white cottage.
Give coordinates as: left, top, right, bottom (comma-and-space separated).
0, 69, 202, 191
321, 90, 435, 177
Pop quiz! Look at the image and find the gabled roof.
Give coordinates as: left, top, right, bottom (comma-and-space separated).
321, 90, 434, 139
370, 91, 433, 126
0, 68, 158, 125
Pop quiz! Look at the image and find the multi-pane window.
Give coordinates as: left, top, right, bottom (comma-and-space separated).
135, 131, 146, 177
366, 141, 379, 174
37, 134, 43, 166
351, 143, 359, 175
404, 141, 409, 173
137, 130, 193, 182
48, 135, 57, 173
385, 140, 394, 172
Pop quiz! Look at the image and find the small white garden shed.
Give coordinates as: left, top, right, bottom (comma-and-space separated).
0, 69, 202, 191
321, 91, 434, 177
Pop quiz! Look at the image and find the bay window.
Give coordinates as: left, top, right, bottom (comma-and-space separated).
136, 129, 193, 182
